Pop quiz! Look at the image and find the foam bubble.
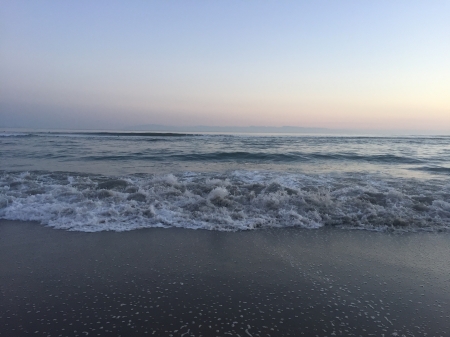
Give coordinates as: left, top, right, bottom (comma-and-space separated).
208, 187, 229, 200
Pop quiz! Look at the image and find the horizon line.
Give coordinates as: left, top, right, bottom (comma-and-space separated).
2, 124, 450, 135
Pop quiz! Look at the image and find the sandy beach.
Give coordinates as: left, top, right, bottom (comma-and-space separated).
1, 220, 449, 336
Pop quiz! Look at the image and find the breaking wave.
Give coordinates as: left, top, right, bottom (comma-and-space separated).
1, 171, 449, 233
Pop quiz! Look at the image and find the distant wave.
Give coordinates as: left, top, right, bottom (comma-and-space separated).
27, 151, 426, 164
80, 151, 424, 164
1, 171, 449, 233
178, 152, 422, 163
62, 132, 195, 137
412, 166, 450, 175
0, 133, 35, 137
168, 152, 308, 162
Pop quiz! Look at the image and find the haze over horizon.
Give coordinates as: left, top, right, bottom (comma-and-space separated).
1, 1, 449, 132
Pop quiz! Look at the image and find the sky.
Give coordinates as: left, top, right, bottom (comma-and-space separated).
1, 1, 449, 132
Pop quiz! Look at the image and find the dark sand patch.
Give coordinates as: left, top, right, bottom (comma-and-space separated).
0, 220, 449, 336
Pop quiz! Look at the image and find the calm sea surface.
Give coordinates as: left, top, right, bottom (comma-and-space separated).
1, 131, 449, 232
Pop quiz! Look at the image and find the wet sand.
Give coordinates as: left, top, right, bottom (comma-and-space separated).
0, 220, 449, 337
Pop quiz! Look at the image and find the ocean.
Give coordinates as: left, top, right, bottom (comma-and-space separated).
1, 131, 449, 232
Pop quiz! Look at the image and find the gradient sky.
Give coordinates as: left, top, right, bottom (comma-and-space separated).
1, 1, 449, 131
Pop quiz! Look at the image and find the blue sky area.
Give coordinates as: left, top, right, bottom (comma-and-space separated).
1, 1, 449, 131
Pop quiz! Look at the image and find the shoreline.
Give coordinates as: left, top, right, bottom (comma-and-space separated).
1, 220, 449, 336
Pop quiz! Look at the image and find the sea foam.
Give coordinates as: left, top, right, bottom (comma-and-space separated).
1, 171, 449, 232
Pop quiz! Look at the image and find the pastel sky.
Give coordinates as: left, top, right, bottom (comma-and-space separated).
1, 1, 449, 131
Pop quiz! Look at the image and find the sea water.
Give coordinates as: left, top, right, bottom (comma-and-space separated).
1, 131, 449, 232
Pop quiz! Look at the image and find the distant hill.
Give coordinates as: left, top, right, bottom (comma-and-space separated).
123, 124, 333, 134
